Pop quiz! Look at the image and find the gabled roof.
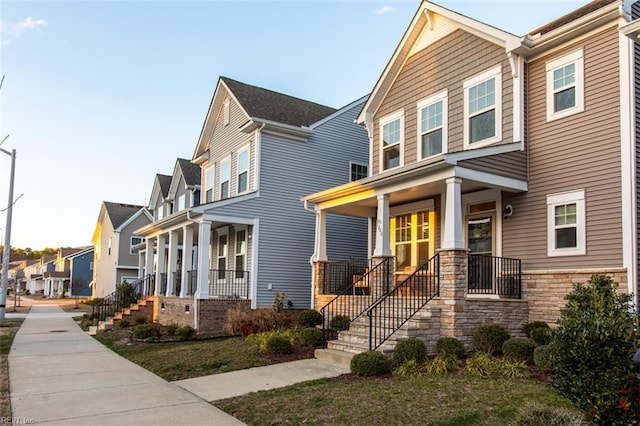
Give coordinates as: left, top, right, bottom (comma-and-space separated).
59, 247, 86, 258
193, 77, 336, 160
104, 202, 145, 229
177, 158, 200, 187
148, 174, 172, 209
529, 0, 618, 36
157, 174, 172, 198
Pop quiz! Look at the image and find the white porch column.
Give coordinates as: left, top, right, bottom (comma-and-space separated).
144, 238, 155, 295
313, 210, 328, 261
181, 226, 194, 297
194, 221, 211, 299
442, 177, 465, 249
138, 251, 145, 278
373, 194, 392, 257
166, 230, 179, 296
155, 234, 166, 296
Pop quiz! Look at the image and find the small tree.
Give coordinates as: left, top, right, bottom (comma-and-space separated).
550, 274, 640, 424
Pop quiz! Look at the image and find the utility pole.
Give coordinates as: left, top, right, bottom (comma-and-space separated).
0, 145, 16, 320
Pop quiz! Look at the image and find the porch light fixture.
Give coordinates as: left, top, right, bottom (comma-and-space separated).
502, 204, 513, 218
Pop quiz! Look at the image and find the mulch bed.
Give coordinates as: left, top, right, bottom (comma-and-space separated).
259, 345, 316, 364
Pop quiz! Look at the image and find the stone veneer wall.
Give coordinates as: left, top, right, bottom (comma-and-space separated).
522, 268, 627, 325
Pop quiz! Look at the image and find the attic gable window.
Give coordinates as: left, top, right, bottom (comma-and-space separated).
463, 66, 502, 149
380, 110, 404, 171
546, 49, 584, 122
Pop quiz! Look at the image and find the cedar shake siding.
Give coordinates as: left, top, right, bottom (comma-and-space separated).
503, 25, 622, 270
372, 29, 514, 175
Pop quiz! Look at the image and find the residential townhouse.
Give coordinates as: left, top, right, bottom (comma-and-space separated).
303, 0, 639, 355
42, 246, 93, 298
91, 202, 152, 298
27, 254, 55, 295
133, 77, 369, 335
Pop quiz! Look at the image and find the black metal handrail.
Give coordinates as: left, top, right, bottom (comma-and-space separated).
366, 253, 440, 351
318, 258, 372, 295
172, 271, 182, 296
320, 257, 394, 348
92, 274, 154, 322
159, 273, 168, 296
209, 269, 250, 299
187, 270, 197, 296
468, 254, 522, 299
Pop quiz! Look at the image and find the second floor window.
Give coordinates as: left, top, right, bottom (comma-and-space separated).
380, 110, 403, 171
418, 91, 447, 159
204, 165, 214, 203
546, 49, 584, 122
237, 147, 249, 194
220, 158, 230, 200
464, 66, 502, 148
130, 236, 145, 255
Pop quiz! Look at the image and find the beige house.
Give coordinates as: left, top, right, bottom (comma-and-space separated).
304, 0, 639, 356
91, 202, 152, 298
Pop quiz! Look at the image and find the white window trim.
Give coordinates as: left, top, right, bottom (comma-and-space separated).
547, 189, 585, 257
130, 236, 145, 255
349, 161, 369, 181
219, 157, 231, 200
223, 98, 230, 126
463, 65, 502, 149
417, 90, 448, 160
177, 193, 186, 211
234, 226, 248, 272
379, 109, 404, 172
204, 163, 215, 203
236, 145, 250, 195
545, 49, 584, 122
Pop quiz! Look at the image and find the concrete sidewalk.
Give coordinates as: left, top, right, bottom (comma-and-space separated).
9, 305, 243, 425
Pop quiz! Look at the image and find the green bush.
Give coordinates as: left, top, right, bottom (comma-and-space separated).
533, 345, 553, 371
297, 309, 322, 328
265, 335, 294, 355
132, 323, 160, 340
426, 354, 461, 375
393, 338, 427, 365
246, 329, 296, 351
435, 337, 465, 358
497, 359, 531, 379
502, 338, 536, 364
133, 314, 147, 325
350, 351, 391, 376
116, 282, 138, 308
166, 322, 179, 336
521, 321, 550, 338
464, 352, 499, 376
116, 318, 130, 329
530, 327, 552, 346
329, 315, 351, 331
472, 324, 510, 355
393, 360, 426, 377
175, 325, 196, 341
297, 327, 323, 347
550, 274, 640, 424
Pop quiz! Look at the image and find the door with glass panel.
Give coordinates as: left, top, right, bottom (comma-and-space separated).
467, 215, 494, 292
391, 210, 432, 274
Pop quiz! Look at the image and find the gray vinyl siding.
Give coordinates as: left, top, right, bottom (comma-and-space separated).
372, 29, 513, 175
634, 0, 640, 295
174, 178, 189, 211
503, 26, 623, 270
118, 213, 152, 268
200, 99, 369, 308
458, 151, 527, 181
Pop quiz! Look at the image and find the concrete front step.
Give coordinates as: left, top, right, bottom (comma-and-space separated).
315, 348, 355, 367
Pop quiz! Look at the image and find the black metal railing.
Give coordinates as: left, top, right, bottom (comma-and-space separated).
209, 269, 250, 299
366, 253, 440, 351
172, 272, 182, 296
92, 274, 154, 322
320, 257, 394, 347
467, 254, 522, 298
187, 270, 197, 296
319, 258, 372, 295
159, 273, 168, 296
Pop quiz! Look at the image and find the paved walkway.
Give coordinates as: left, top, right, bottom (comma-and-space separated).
8, 304, 350, 425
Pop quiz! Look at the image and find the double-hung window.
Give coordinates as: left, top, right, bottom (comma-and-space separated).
177, 194, 186, 211
464, 66, 502, 148
237, 146, 249, 194
220, 158, 230, 200
547, 190, 585, 256
204, 165, 215, 203
380, 110, 403, 171
546, 49, 584, 121
417, 91, 447, 159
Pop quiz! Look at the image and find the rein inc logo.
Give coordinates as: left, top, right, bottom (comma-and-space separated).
0, 418, 34, 425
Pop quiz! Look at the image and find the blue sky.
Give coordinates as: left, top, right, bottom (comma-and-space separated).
0, 0, 591, 250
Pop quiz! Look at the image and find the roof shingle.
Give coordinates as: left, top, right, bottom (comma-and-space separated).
103, 202, 144, 230
529, 0, 618, 36
177, 159, 201, 187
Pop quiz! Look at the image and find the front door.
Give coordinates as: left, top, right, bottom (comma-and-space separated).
467, 214, 495, 292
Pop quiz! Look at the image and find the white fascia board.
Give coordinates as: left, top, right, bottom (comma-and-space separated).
310, 94, 369, 129
200, 214, 257, 226
191, 191, 259, 214
620, 18, 640, 41
454, 166, 528, 192
167, 162, 185, 199
240, 118, 313, 141
116, 208, 152, 233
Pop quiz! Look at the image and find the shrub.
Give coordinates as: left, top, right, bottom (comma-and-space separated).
497, 359, 531, 379
133, 314, 147, 325
393, 338, 427, 365
116, 282, 138, 308
435, 337, 465, 359
426, 354, 461, 375
464, 352, 499, 376
298, 309, 322, 328
350, 351, 391, 376
247, 329, 296, 351
533, 345, 553, 371
272, 292, 288, 313
329, 315, 350, 331
521, 321, 550, 338
132, 323, 160, 340
116, 318, 130, 329
166, 322, 179, 336
550, 274, 640, 424
226, 307, 292, 336
472, 324, 510, 355
514, 402, 587, 426
393, 360, 426, 377
175, 325, 196, 341
265, 335, 293, 355
530, 327, 552, 346
502, 338, 536, 364
297, 327, 323, 347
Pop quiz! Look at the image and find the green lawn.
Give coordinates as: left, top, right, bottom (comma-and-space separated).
215, 374, 583, 425
1, 319, 24, 419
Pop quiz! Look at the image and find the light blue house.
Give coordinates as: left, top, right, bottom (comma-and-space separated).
135, 77, 369, 334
